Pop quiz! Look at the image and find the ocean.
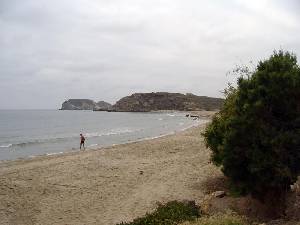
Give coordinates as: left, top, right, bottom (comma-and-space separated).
0, 110, 206, 161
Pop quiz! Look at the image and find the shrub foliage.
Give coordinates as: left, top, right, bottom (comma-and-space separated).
203, 51, 300, 201
116, 201, 200, 225
183, 211, 247, 225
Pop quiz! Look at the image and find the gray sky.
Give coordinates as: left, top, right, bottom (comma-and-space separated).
1, 0, 299, 109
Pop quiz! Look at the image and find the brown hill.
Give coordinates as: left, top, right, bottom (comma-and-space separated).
112, 92, 224, 112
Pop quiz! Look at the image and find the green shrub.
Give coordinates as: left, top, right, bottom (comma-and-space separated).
202, 50, 300, 211
116, 201, 200, 225
182, 211, 247, 225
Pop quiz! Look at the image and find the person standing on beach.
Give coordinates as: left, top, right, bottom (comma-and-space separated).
80, 134, 85, 150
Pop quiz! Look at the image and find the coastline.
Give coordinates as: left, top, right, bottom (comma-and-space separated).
0, 110, 216, 163
0, 119, 204, 165
0, 112, 221, 225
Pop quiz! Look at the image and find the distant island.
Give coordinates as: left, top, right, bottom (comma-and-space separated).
60, 92, 224, 111
60, 99, 112, 110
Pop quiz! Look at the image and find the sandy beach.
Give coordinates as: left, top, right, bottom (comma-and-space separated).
0, 118, 221, 225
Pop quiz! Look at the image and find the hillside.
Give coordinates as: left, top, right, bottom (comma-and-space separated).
112, 92, 224, 112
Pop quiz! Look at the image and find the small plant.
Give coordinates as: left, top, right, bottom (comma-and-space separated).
182, 211, 247, 225
116, 201, 200, 225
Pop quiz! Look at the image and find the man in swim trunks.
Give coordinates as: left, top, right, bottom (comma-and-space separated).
80, 134, 85, 150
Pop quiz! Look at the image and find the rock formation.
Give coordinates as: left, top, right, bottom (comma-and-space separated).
60, 99, 112, 110
60, 93, 223, 111
111, 92, 224, 112
94, 101, 113, 111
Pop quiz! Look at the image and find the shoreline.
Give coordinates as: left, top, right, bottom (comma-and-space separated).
0, 118, 222, 225
0, 111, 215, 163
0, 119, 207, 167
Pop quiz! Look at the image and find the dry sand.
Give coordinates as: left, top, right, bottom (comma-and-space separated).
0, 118, 221, 225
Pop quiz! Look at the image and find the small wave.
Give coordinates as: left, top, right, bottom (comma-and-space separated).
167, 114, 175, 117
46, 152, 63, 156
88, 144, 98, 148
0, 144, 12, 148
11, 140, 48, 148
180, 120, 204, 131
5, 128, 138, 149
85, 128, 136, 138
136, 131, 176, 142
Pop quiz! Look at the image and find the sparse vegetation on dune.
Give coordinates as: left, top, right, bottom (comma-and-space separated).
181, 211, 248, 225
116, 201, 200, 225
116, 201, 248, 225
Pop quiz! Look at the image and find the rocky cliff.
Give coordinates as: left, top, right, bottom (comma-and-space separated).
94, 101, 113, 111
112, 92, 224, 112
60, 99, 112, 110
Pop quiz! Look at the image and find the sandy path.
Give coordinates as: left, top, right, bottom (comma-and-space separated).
0, 123, 220, 225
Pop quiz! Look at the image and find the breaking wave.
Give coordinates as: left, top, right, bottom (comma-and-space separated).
0, 144, 13, 148
84, 128, 136, 138
1, 128, 137, 149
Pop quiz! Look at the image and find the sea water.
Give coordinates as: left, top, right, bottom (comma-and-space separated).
0, 110, 206, 161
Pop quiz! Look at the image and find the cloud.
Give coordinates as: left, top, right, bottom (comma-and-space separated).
0, 0, 299, 108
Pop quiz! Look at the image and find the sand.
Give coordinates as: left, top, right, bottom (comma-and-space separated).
0, 118, 221, 225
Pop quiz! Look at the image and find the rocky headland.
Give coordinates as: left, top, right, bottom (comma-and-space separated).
112, 92, 224, 112
60, 99, 112, 110
60, 93, 224, 112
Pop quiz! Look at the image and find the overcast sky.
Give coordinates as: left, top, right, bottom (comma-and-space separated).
0, 0, 299, 109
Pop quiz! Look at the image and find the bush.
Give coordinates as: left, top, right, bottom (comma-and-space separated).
181, 211, 247, 225
203, 51, 300, 212
116, 201, 200, 225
